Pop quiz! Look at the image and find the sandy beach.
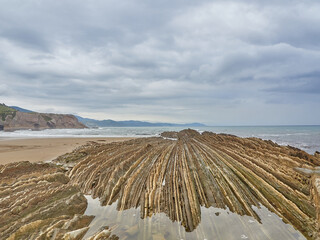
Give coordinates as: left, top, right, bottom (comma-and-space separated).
0, 137, 134, 165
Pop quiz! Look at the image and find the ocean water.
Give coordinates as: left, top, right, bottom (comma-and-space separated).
83, 195, 305, 240
0, 125, 319, 154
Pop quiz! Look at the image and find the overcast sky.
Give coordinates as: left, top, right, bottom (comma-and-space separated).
1, 0, 320, 125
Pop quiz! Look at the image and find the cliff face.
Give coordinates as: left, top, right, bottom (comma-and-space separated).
0, 110, 87, 131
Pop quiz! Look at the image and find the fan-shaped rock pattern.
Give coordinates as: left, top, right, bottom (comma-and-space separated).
0, 161, 93, 239
55, 130, 320, 240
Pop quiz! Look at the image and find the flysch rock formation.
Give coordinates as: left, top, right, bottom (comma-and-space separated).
0, 161, 95, 240
54, 129, 320, 240
1, 129, 319, 240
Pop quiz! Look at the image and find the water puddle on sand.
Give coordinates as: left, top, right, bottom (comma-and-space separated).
83, 195, 306, 240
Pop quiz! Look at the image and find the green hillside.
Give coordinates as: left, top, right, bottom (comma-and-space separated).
0, 104, 16, 113
0, 104, 17, 121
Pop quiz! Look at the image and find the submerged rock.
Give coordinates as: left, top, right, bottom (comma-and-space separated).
56, 129, 320, 239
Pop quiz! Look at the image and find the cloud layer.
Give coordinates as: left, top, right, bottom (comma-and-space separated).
1, 0, 320, 125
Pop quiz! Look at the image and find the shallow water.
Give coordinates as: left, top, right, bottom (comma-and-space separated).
83, 195, 306, 240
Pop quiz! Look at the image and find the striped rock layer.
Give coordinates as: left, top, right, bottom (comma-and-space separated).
0, 161, 93, 240
55, 129, 320, 240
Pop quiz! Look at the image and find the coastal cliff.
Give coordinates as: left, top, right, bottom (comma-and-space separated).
0, 104, 86, 131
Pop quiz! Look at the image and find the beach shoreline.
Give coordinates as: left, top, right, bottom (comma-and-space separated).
0, 137, 135, 165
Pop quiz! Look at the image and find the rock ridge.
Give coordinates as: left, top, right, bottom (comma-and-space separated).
1, 130, 319, 239
54, 129, 320, 240
0, 161, 92, 239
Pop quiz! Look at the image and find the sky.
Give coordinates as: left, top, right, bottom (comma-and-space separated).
0, 0, 320, 125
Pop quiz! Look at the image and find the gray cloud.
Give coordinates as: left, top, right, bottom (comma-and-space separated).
0, 0, 319, 125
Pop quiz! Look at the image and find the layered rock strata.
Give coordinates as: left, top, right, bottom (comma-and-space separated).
0, 110, 87, 131
0, 161, 92, 239
312, 176, 320, 239
2, 130, 319, 239
55, 129, 320, 240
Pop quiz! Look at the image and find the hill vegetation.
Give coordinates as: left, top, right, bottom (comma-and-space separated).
0, 104, 17, 121
0, 104, 16, 113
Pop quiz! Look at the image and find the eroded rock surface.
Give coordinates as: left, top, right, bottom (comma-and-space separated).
55, 129, 320, 240
0, 161, 91, 239
0, 105, 87, 131
86, 226, 119, 240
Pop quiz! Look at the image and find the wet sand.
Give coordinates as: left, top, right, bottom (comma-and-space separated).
0, 137, 134, 165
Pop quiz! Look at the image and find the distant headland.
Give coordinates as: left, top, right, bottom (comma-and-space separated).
75, 115, 206, 128
0, 103, 206, 131
0, 104, 86, 131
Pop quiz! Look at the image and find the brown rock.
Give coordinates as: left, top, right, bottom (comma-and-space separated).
0, 161, 91, 239
63, 227, 90, 240
87, 227, 119, 240
311, 176, 320, 239
0, 110, 86, 131
58, 129, 320, 239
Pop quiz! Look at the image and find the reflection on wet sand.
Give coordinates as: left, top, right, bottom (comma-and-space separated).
83, 195, 305, 240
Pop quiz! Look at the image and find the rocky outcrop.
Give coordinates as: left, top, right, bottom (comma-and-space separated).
0, 161, 92, 239
55, 129, 320, 240
312, 176, 320, 239
2, 130, 319, 239
0, 111, 87, 131
86, 227, 119, 240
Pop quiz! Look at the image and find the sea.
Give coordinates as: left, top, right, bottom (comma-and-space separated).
0, 125, 319, 154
